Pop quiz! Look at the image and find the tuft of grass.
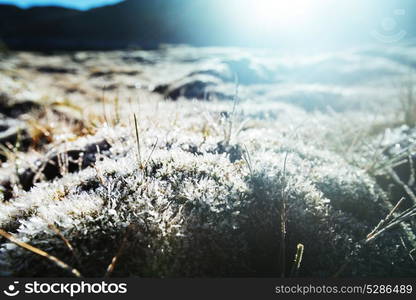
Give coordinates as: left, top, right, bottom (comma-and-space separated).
366, 198, 416, 244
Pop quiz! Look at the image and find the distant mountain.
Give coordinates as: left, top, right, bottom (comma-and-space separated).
0, 4, 82, 37
1, 0, 416, 51
0, 0, 230, 50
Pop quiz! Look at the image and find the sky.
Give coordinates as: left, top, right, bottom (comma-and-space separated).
0, 0, 414, 51
0, 0, 123, 10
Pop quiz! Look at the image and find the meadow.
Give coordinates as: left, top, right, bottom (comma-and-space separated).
0, 45, 415, 277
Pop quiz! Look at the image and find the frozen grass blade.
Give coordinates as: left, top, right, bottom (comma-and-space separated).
366, 197, 405, 242
223, 81, 240, 145
366, 196, 416, 246
279, 151, 290, 278
101, 87, 109, 125
143, 137, 158, 168
242, 144, 253, 178
46, 222, 83, 268
114, 91, 120, 125
105, 224, 135, 277
133, 113, 142, 167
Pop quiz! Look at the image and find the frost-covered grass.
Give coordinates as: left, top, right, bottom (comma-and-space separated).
0, 98, 414, 277
0, 49, 415, 277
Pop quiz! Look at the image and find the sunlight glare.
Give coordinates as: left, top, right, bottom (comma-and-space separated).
237, 0, 323, 31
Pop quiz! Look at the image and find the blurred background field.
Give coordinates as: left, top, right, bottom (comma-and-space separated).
0, 0, 416, 277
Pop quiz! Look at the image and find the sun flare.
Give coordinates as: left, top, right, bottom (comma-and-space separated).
234, 0, 324, 32
255, 0, 314, 25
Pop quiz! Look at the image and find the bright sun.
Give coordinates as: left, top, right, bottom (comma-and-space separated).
235, 0, 321, 31
256, 0, 314, 24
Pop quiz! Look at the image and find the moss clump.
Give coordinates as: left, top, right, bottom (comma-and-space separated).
0, 127, 413, 277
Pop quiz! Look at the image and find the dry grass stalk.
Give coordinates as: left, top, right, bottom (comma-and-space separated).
0, 228, 83, 277
46, 221, 83, 267
279, 151, 289, 278
105, 224, 136, 277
